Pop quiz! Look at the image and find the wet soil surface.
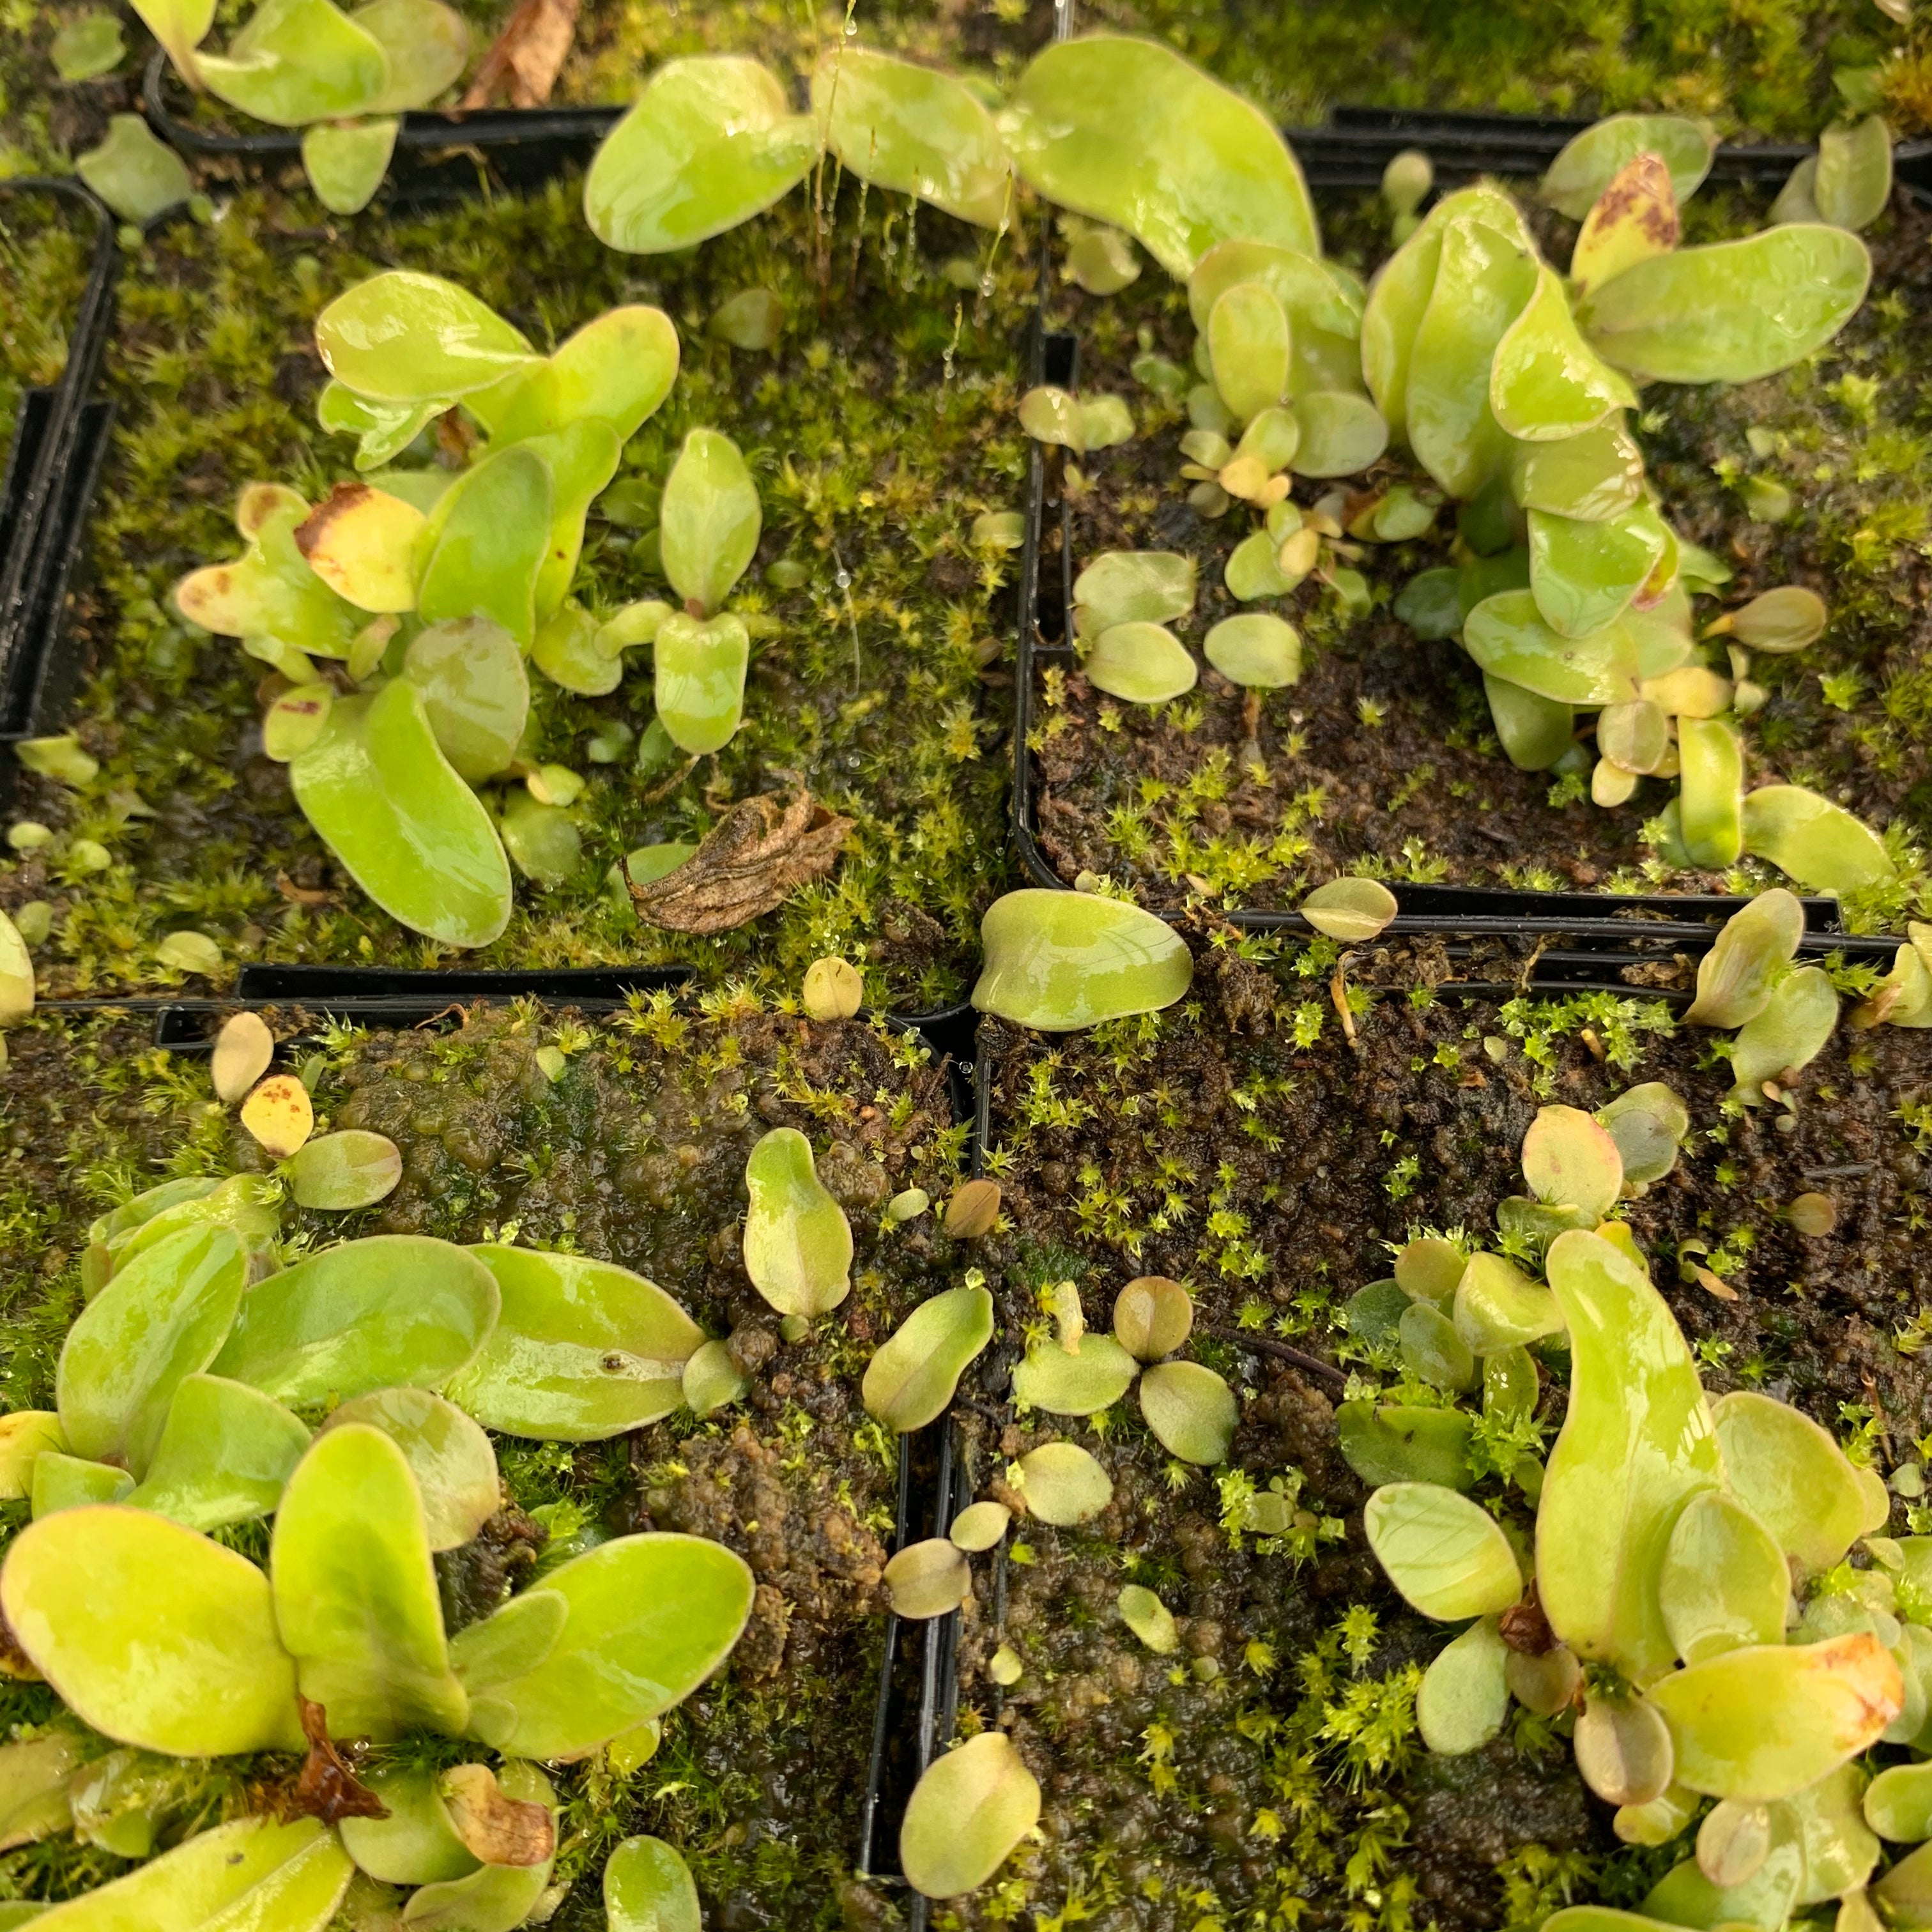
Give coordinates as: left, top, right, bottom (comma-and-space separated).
0, 1000, 970, 1928
934, 931, 1932, 1931
1029, 191, 1932, 916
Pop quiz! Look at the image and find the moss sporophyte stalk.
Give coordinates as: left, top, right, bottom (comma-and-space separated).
9, 0, 1932, 1924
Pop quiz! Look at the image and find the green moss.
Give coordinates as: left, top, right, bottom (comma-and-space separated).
4, 171, 1031, 1007
0, 190, 90, 450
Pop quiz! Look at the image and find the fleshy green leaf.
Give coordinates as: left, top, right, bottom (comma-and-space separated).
1542, 114, 1715, 219
416, 445, 553, 647
445, 1245, 702, 1441
585, 55, 819, 254
1452, 1252, 1563, 1357
289, 680, 513, 950
1364, 1482, 1520, 1620
1004, 34, 1318, 278
1597, 1083, 1689, 1186
199, 0, 388, 125
1509, 419, 1644, 522
319, 1388, 496, 1551
1289, 390, 1389, 476
479, 306, 680, 446
1300, 876, 1397, 942
1406, 216, 1538, 499
317, 272, 535, 404
56, 1225, 246, 1479
27, 1818, 349, 1931
1712, 1390, 1870, 1577
1014, 1441, 1113, 1526
972, 889, 1192, 1031
1528, 502, 1668, 641
74, 114, 192, 222
1485, 673, 1574, 771
1085, 622, 1197, 704
302, 118, 399, 215
212, 1233, 500, 1406
125, 1374, 309, 1532
1579, 227, 1872, 383
883, 1538, 970, 1619
1463, 591, 1639, 705
1658, 1491, 1790, 1664
606, 1836, 702, 1932
1678, 716, 1745, 870
1335, 1403, 1473, 1489
400, 1761, 553, 1928
1204, 613, 1300, 687
653, 611, 750, 754
356, 0, 468, 114
1570, 153, 1680, 297
1071, 551, 1195, 634
1642, 1803, 1805, 1926
1417, 1616, 1510, 1754
1816, 116, 1893, 232
338, 1763, 478, 1884
811, 47, 1009, 226
1012, 1333, 1138, 1418
1522, 1104, 1624, 1218
401, 615, 529, 785
899, 1731, 1041, 1899
1729, 966, 1837, 1099
1648, 1636, 1903, 1801
32, 1453, 133, 1517
1207, 281, 1290, 422
862, 1287, 996, 1433
463, 1535, 754, 1759
1537, 1229, 1722, 1682
1682, 890, 1805, 1028
741, 1129, 853, 1318
271, 1424, 466, 1740
659, 429, 760, 615
1741, 786, 1894, 896
1, 1506, 303, 1754
53, 10, 127, 79
1491, 264, 1637, 441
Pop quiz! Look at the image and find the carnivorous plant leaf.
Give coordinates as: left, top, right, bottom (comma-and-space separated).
318, 1388, 496, 1551
1003, 34, 1319, 279
1682, 889, 1805, 1028
302, 119, 399, 217
317, 272, 535, 403
1491, 264, 1637, 441
1013, 1442, 1113, 1525
651, 611, 751, 755
1462, 592, 1640, 705
862, 1285, 995, 1434
1, 1505, 303, 1754
1417, 1615, 1510, 1755
1742, 786, 1894, 895
1595, 1082, 1690, 1187
73, 113, 192, 222
1117, 1583, 1179, 1653
338, 1763, 479, 1884
1542, 114, 1714, 219
1299, 877, 1397, 942
585, 55, 819, 254
1112, 1276, 1193, 1360
1072, 551, 1196, 634
289, 680, 513, 949
1335, 1403, 1475, 1489
1659, 1491, 1790, 1664
741, 1129, 853, 1319
125, 1373, 309, 1532
1013, 1331, 1137, 1418
1729, 965, 1838, 1099
1570, 153, 1680, 297
972, 889, 1193, 1031
883, 1539, 970, 1620
1084, 622, 1197, 704
415, 445, 552, 647
447, 1245, 703, 1440
1537, 1229, 1722, 1682
1712, 1390, 1871, 1577
1522, 1105, 1625, 1218
271, 1423, 468, 1739
289, 1130, 403, 1210
212, 1233, 501, 1406
1575, 1693, 1675, 1807
1816, 116, 1893, 231
1363, 1482, 1521, 1619
658, 429, 760, 616
951, 1501, 1012, 1552
606, 1836, 702, 1932
1452, 1252, 1563, 1356
900, 1731, 1041, 1900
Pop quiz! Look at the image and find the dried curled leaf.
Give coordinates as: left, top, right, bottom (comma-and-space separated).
628, 792, 853, 935
284, 1695, 387, 1826
440, 1762, 556, 1866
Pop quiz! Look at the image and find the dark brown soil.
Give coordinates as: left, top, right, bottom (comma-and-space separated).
1027, 190, 1932, 915
935, 931, 1932, 1931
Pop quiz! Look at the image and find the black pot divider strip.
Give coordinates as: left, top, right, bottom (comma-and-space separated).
142, 50, 622, 207
0, 178, 117, 798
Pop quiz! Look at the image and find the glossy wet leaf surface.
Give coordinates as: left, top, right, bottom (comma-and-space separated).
1742, 785, 1895, 894
1542, 113, 1713, 218
2, 1505, 302, 1754
1683, 889, 1804, 1028
1649, 1636, 1903, 1801
1453, 1252, 1563, 1356
1004, 34, 1319, 279
318, 271, 534, 404
1072, 551, 1195, 634
586, 55, 819, 255
1658, 1490, 1790, 1664
1537, 1229, 1721, 1682
862, 1285, 994, 1434
606, 1834, 702, 1932
1570, 152, 1680, 296
1713, 1390, 1870, 1576
1364, 1482, 1520, 1620
319, 1389, 496, 1551
1336, 1402, 1473, 1489
57, 1225, 246, 1478
1730, 965, 1838, 1096
213, 1234, 500, 1406
447, 1244, 700, 1439
1464, 590, 1639, 705
1816, 116, 1893, 231
416, 445, 552, 646
1579, 226, 1871, 383
811, 46, 1009, 227
1678, 715, 1745, 869
1299, 876, 1397, 941
126, 1373, 309, 1533
272, 1423, 466, 1740
972, 889, 1192, 1031
740, 1128, 853, 1318
462, 1534, 753, 1759
1491, 264, 1636, 441
1529, 502, 1667, 640
339, 1763, 478, 1884
290, 680, 512, 949
659, 429, 760, 616
900, 1731, 1041, 1900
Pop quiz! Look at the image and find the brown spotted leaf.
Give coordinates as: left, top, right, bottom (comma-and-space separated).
283, 1697, 388, 1825
1571, 151, 1680, 296
461, 0, 581, 108
440, 1763, 555, 1867
629, 792, 854, 935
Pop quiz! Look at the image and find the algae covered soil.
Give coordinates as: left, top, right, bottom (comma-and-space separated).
0, 995, 971, 1927
0, 170, 1034, 1010
1027, 185, 1932, 931
944, 929, 1932, 1931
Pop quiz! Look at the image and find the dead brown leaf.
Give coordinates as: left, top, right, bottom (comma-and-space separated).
281, 1698, 388, 1825
440, 1763, 555, 1867
629, 791, 854, 935
461, 0, 581, 109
